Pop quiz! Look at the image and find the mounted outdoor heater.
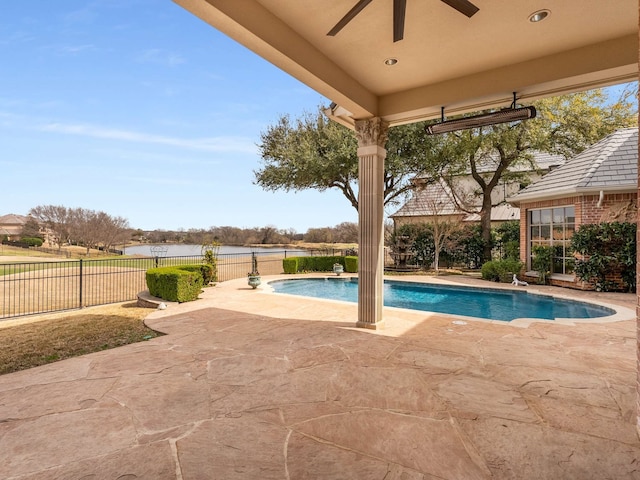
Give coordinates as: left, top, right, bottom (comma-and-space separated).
425, 94, 537, 135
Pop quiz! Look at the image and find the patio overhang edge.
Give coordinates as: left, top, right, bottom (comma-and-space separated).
173, 1, 637, 129
377, 34, 638, 126
172, 0, 378, 120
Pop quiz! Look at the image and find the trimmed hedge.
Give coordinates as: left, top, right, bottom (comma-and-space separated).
282, 255, 358, 273
344, 256, 358, 273
146, 265, 204, 302
283, 258, 298, 274
21, 237, 44, 247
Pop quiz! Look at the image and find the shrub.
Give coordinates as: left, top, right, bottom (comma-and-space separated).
531, 245, 554, 285
446, 224, 491, 269
344, 256, 358, 273
502, 241, 520, 261
201, 242, 219, 283
495, 221, 520, 260
390, 223, 434, 268
146, 265, 204, 302
20, 237, 44, 247
198, 264, 215, 285
481, 259, 524, 282
571, 222, 636, 292
283, 258, 298, 274
282, 255, 356, 273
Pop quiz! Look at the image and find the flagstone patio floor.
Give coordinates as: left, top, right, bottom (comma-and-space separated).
1, 274, 639, 479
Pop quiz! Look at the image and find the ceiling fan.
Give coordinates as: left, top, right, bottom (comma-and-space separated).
327, 0, 479, 42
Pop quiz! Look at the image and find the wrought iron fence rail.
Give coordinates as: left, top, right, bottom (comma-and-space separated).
0, 249, 348, 320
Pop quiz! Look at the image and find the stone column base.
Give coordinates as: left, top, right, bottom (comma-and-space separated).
355, 320, 385, 330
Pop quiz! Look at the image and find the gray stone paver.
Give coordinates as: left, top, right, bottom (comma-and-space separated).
0, 274, 638, 479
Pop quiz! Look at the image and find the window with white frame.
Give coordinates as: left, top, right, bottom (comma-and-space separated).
528, 206, 575, 275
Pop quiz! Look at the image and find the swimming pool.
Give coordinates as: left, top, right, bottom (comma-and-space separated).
269, 277, 615, 322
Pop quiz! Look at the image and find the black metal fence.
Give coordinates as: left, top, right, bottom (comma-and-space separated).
0, 249, 347, 320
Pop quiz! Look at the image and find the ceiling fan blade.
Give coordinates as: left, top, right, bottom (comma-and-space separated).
393, 0, 407, 42
327, 0, 374, 36
440, 0, 479, 18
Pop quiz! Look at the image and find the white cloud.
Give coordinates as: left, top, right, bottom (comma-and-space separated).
135, 49, 186, 67
59, 44, 96, 54
39, 121, 257, 154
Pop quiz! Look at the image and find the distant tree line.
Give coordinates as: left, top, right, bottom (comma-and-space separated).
28, 205, 130, 254
143, 222, 359, 246
20, 204, 359, 250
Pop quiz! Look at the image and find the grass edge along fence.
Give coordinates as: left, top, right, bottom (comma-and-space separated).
1, 250, 340, 319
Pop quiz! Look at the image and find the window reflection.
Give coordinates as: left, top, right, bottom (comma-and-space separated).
527, 206, 575, 275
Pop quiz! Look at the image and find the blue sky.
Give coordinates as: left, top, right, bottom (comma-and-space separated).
1, 1, 358, 233
2, 3, 636, 234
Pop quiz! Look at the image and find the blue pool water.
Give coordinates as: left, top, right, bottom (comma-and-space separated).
269, 278, 615, 322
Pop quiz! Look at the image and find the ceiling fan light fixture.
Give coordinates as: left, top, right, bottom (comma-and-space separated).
425, 106, 537, 135
384, 57, 398, 66
328, 0, 479, 42
528, 9, 550, 23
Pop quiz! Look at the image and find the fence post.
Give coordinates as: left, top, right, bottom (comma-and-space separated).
79, 259, 83, 308
251, 252, 258, 273
154, 256, 159, 268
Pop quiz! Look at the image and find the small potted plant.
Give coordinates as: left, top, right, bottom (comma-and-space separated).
247, 271, 261, 289
333, 262, 344, 276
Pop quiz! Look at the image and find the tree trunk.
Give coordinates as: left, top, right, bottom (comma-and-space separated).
480, 193, 493, 262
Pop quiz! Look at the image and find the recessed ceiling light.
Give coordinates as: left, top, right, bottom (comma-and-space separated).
529, 9, 550, 22
384, 58, 398, 66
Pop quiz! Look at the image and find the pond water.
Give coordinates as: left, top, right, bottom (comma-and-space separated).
124, 244, 309, 256
269, 277, 615, 322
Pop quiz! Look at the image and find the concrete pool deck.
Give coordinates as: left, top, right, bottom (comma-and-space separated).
1, 274, 639, 478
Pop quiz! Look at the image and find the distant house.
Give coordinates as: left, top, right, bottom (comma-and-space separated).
390, 151, 564, 228
0, 214, 29, 241
508, 127, 637, 288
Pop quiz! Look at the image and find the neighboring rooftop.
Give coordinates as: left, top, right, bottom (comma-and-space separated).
392, 150, 562, 221
509, 128, 638, 204
466, 150, 565, 175
0, 214, 29, 226
391, 179, 520, 223
391, 179, 459, 218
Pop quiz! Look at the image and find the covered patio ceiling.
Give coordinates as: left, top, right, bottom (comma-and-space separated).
173, 0, 637, 127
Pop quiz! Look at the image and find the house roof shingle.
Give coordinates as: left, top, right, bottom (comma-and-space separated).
509, 128, 638, 204
392, 150, 563, 221
390, 180, 459, 218
0, 214, 29, 226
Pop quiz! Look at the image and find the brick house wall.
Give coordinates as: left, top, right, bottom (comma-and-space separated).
518, 192, 637, 289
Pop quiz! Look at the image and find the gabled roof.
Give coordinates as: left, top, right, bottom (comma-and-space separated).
390, 180, 520, 222
413, 150, 565, 183
471, 151, 565, 175
393, 149, 562, 220
509, 128, 638, 204
0, 214, 29, 226
463, 204, 520, 223
391, 179, 458, 218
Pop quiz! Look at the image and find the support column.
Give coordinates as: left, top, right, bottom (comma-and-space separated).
354, 118, 389, 329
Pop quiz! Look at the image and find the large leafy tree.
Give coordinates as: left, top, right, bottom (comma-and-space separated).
255, 110, 445, 211
255, 87, 636, 262
432, 86, 637, 261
